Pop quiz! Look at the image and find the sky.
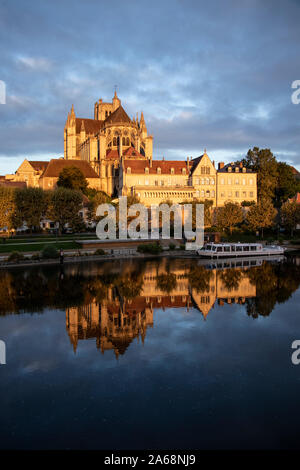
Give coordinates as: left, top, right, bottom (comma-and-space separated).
0, 0, 300, 174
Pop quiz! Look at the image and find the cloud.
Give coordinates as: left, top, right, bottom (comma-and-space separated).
0, 0, 300, 174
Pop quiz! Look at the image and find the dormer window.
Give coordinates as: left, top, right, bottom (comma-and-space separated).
171, 168, 174, 175
127, 167, 131, 174
182, 168, 186, 175
228, 166, 232, 172
235, 167, 239, 172
242, 167, 246, 173
145, 167, 149, 174
157, 167, 161, 174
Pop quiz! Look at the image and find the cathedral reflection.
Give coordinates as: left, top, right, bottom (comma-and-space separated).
66, 258, 257, 356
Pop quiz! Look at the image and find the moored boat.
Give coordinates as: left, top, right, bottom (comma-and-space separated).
197, 242, 285, 258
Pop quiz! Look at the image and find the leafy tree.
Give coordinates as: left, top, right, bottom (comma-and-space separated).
87, 191, 112, 224
242, 147, 278, 202
246, 199, 277, 238
156, 273, 177, 293
57, 166, 88, 194
47, 188, 83, 235
0, 187, 16, 235
275, 162, 300, 207
14, 187, 47, 233
188, 266, 213, 293
216, 202, 243, 234
280, 200, 300, 236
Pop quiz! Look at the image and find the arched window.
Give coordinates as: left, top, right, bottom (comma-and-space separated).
126, 137, 130, 146
113, 137, 117, 146
105, 111, 108, 118
206, 178, 209, 185
122, 137, 126, 146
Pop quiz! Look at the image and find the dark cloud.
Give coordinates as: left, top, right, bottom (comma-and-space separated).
0, 0, 300, 173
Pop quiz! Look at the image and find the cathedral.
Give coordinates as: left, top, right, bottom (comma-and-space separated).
3, 91, 257, 208
63, 91, 257, 206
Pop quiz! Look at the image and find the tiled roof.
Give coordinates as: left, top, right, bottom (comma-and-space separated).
124, 159, 188, 174
104, 105, 131, 125
190, 155, 204, 173
217, 162, 253, 173
123, 147, 144, 158
41, 159, 99, 178
28, 161, 49, 172
106, 149, 120, 159
75, 118, 104, 134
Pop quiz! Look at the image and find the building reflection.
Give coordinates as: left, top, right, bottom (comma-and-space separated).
66, 258, 257, 356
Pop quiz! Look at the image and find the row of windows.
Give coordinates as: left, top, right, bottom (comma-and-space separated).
220, 177, 254, 185
141, 191, 194, 199
195, 178, 215, 185
195, 190, 215, 198
220, 191, 254, 198
113, 137, 131, 146
201, 167, 211, 175
127, 167, 187, 175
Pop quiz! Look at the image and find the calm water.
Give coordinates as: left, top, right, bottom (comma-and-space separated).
1, 256, 300, 450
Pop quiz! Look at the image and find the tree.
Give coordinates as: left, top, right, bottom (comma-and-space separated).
246, 199, 277, 238
242, 147, 278, 202
57, 166, 88, 194
14, 187, 47, 233
87, 191, 112, 224
47, 188, 83, 235
182, 199, 213, 229
0, 187, 16, 235
280, 200, 300, 237
216, 202, 243, 234
275, 162, 300, 207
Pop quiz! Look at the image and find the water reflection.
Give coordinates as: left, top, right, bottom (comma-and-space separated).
1, 257, 300, 358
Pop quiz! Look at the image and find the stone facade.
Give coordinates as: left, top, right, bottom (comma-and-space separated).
4, 92, 257, 207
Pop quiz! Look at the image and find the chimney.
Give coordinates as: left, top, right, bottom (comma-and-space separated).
218, 162, 224, 170
187, 156, 190, 172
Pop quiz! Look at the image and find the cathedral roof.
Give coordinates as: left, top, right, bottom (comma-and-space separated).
75, 118, 104, 134
123, 147, 144, 157
104, 105, 131, 125
42, 159, 99, 178
124, 159, 188, 174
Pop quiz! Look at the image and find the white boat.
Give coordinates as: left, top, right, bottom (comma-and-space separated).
197, 242, 285, 258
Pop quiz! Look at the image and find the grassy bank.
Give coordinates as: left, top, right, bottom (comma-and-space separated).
0, 241, 81, 254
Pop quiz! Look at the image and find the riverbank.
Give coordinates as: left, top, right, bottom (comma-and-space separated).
0, 249, 198, 269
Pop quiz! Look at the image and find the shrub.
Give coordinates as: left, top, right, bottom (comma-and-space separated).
94, 248, 105, 255
169, 243, 176, 251
42, 245, 59, 259
179, 244, 185, 250
31, 253, 40, 260
8, 251, 24, 262
137, 243, 162, 255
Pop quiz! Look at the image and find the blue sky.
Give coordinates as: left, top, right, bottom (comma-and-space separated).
0, 0, 300, 174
